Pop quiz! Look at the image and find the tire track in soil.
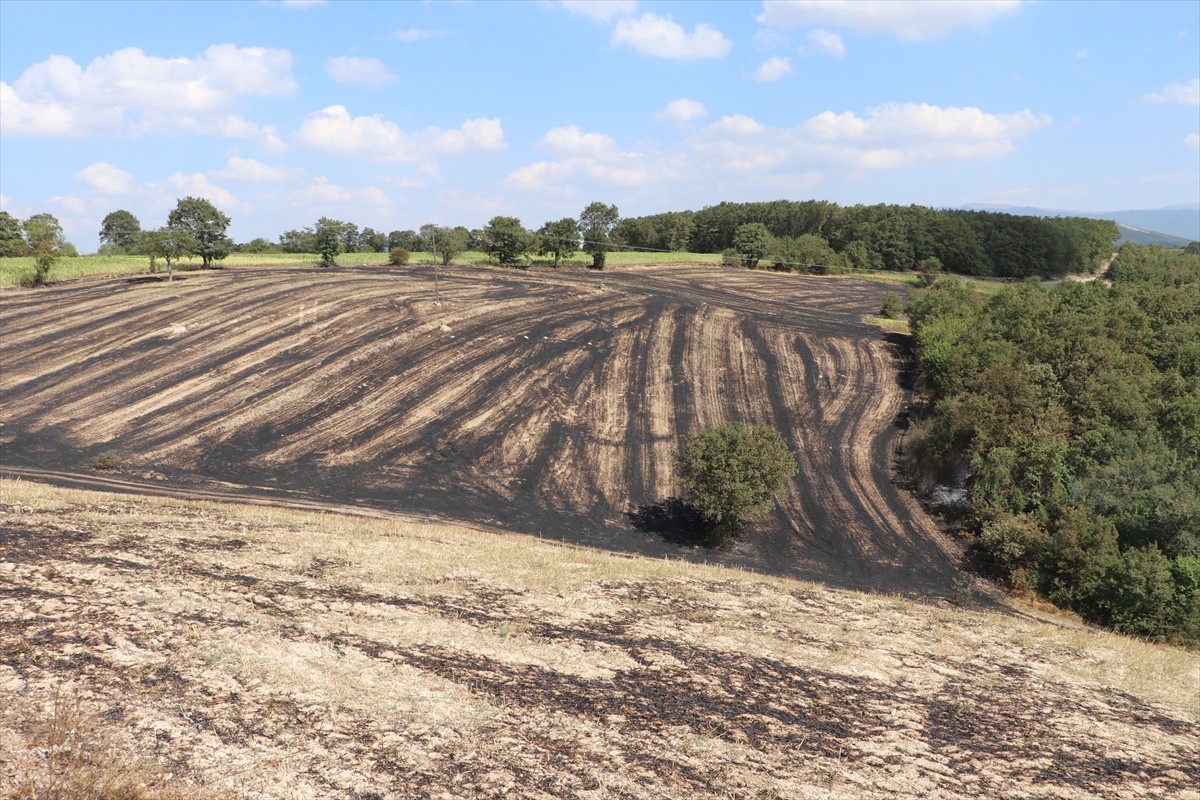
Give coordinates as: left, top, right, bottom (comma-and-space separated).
0, 264, 963, 595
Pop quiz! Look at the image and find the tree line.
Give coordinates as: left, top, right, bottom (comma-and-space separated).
905, 242, 1200, 642
616, 200, 1119, 278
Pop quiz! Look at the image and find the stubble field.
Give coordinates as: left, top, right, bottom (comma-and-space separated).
1, 262, 956, 595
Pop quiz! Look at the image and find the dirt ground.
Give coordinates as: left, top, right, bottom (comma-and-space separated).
0, 263, 959, 597
1, 481, 1196, 799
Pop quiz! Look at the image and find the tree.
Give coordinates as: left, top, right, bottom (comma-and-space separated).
99, 210, 141, 253
733, 222, 772, 268
433, 226, 469, 266
279, 227, 316, 253
314, 217, 343, 266
675, 422, 797, 544
167, 196, 232, 268
359, 227, 388, 253
388, 230, 420, 251
0, 211, 28, 257
138, 226, 196, 280
483, 216, 531, 265
579, 201, 620, 270
536, 217, 580, 266
23, 213, 66, 285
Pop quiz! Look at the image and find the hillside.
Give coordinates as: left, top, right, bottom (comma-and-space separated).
0, 262, 960, 596
1, 479, 1197, 799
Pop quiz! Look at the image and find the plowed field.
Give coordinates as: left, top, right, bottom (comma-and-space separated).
0, 264, 960, 594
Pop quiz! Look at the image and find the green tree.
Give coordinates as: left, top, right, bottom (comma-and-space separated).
676, 422, 798, 544
22, 213, 66, 285
0, 211, 25, 257
483, 216, 531, 265
99, 210, 141, 252
167, 196, 232, 269
314, 217, 343, 266
138, 226, 196, 280
536, 217, 579, 266
579, 201, 620, 270
732, 222, 772, 268
432, 226, 469, 266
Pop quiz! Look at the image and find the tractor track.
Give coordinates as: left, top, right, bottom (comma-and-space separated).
0, 263, 963, 594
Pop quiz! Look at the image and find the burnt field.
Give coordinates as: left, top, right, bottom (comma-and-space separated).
0, 263, 959, 594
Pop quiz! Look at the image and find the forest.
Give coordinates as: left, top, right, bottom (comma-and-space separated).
905, 242, 1200, 642
617, 200, 1119, 278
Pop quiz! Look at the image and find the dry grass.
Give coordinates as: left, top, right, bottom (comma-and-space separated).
1, 477, 1197, 799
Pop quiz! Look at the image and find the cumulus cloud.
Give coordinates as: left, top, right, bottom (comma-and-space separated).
210, 156, 301, 182
805, 28, 846, 57
75, 162, 134, 194
753, 56, 794, 82
293, 105, 505, 166
1144, 77, 1200, 105
325, 56, 397, 86
612, 12, 732, 60
557, 0, 637, 23
654, 98, 708, 124
757, 0, 1022, 41
507, 124, 649, 193
166, 172, 244, 211
0, 45, 295, 141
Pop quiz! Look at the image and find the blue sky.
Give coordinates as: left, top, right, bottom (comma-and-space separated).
1, 0, 1197, 251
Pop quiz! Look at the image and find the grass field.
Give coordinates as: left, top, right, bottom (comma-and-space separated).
1, 478, 1196, 799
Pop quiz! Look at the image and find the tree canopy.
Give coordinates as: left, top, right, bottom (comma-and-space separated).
99, 210, 142, 253
536, 217, 579, 267
579, 202, 620, 270
676, 422, 797, 544
483, 216, 531, 265
167, 196, 232, 269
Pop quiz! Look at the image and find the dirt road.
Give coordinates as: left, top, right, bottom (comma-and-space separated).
0, 263, 962, 594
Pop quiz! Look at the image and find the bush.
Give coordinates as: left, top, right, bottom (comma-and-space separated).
721, 248, 742, 268
93, 450, 121, 471
675, 422, 797, 544
880, 292, 904, 319
389, 248, 410, 266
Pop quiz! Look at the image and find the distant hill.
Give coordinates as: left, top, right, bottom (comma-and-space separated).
962, 203, 1199, 245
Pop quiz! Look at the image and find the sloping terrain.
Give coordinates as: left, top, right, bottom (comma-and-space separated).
1, 480, 1197, 799
0, 263, 956, 595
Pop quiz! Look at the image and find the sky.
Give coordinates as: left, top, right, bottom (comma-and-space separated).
1, 0, 1197, 252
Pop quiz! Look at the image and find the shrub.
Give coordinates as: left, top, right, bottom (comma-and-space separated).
93, 450, 121, 471
880, 292, 904, 319
389, 248, 410, 266
675, 422, 797, 544
721, 248, 742, 268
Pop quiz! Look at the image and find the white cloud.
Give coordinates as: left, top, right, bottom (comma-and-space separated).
391, 28, 439, 42
655, 98, 708, 124
75, 162, 134, 194
0, 45, 295, 139
293, 105, 505, 165
1186, 133, 1200, 149
211, 157, 300, 182
758, 0, 1022, 41
540, 125, 620, 158
712, 115, 766, 135
611, 13, 732, 60
325, 56, 397, 86
805, 28, 846, 57
753, 56, 793, 82
1144, 78, 1200, 105
166, 172, 244, 211
557, 0, 637, 23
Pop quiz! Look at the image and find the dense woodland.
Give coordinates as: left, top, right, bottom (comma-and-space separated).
617, 200, 1119, 278
906, 243, 1200, 642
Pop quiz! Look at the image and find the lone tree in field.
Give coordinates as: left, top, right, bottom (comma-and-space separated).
139, 226, 196, 280
314, 217, 343, 266
433, 226, 469, 266
22, 213, 67, 286
579, 201, 620, 270
99, 210, 142, 253
167, 196, 232, 269
676, 422, 797, 544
